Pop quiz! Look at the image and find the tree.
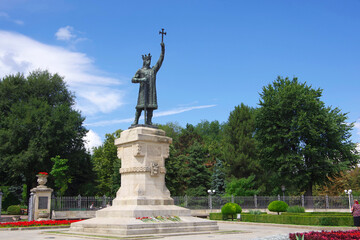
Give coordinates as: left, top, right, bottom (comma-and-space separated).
255, 76, 359, 196
92, 130, 121, 196
223, 104, 260, 179
50, 155, 71, 196
0, 70, 93, 196
225, 175, 260, 196
211, 158, 226, 195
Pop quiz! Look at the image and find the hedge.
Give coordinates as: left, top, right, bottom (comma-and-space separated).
209, 213, 354, 226
7, 205, 21, 215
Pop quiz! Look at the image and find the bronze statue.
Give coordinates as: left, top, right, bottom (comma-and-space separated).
132, 30, 166, 126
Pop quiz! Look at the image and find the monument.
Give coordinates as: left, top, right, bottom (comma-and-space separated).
70, 29, 218, 236
30, 172, 53, 220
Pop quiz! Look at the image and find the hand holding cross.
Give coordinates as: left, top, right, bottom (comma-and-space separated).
159, 28, 166, 43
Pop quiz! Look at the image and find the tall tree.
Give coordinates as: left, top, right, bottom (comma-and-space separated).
223, 104, 260, 179
50, 155, 71, 196
255, 76, 359, 196
0, 70, 93, 196
92, 130, 121, 196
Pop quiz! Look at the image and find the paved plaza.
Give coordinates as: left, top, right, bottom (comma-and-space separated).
0, 222, 355, 240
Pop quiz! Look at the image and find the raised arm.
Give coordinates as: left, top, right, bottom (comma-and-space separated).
153, 42, 165, 73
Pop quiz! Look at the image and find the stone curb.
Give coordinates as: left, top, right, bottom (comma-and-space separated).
0, 225, 70, 231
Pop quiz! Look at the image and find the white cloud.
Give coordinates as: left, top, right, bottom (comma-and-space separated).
55, 26, 75, 41
354, 120, 360, 136
83, 129, 103, 153
85, 105, 217, 127
0, 12, 24, 25
0, 30, 124, 115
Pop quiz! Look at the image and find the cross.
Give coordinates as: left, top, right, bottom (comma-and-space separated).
159, 28, 166, 43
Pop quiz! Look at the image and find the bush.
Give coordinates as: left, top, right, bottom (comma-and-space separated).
268, 200, 288, 214
287, 206, 305, 213
7, 205, 21, 215
249, 210, 263, 215
221, 203, 242, 220
240, 214, 353, 226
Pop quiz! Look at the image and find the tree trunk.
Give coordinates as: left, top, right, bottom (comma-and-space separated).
304, 181, 313, 209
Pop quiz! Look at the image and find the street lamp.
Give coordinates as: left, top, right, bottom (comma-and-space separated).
207, 189, 216, 210
345, 189, 352, 212
281, 185, 286, 202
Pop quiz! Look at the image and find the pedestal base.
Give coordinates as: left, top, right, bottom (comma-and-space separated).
70, 126, 218, 235
70, 205, 218, 235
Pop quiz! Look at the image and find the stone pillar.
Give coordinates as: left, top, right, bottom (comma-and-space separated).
113, 127, 173, 206
30, 173, 53, 220
0, 190, 3, 219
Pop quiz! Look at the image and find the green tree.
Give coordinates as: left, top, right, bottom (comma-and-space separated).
211, 158, 226, 195
225, 175, 260, 196
92, 130, 122, 196
255, 76, 359, 196
0, 70, 93, 196
165, 124, 211, 196
223, 104, 260, 179
50, 155, 71, 196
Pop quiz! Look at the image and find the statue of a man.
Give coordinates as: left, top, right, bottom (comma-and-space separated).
132, 42, 165, 125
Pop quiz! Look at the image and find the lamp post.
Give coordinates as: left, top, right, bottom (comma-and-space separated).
281, 185, 286, 202
345, 189, 352, 212
207, 189, 215, 210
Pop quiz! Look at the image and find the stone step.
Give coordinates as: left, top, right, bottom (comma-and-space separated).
71, 224, 219, 235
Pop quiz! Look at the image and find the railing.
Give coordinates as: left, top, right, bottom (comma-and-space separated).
51, 195, 357, 211
51, 195, 114, 211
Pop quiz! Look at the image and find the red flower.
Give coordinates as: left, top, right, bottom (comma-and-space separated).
38, 172, 48, 175
0, 219, 82, 228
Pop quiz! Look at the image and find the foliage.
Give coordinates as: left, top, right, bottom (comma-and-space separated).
248, 210, 263, 215
289, 230, 360, 240
92, 130, 122, 196
221, 202, 241, 220
225, 175, 260, 196
287, 206, 305, 213
165, 124, 211, 196
255, 76, 359, 196
240, 213, 353, 226
268, 200, 288, 214
7, 205, 21, 215
223, 104, 260, 179
210, 158, 226, 195
50, 156, 72, 196
0, 70, 93, 196
0, 186, 21, 209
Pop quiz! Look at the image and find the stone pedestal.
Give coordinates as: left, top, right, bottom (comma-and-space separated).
30, 174, 53, 220
70, 127, 218, 236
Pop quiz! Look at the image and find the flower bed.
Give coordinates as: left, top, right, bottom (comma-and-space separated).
0, 219, 81, 228
290, 230, 360, 240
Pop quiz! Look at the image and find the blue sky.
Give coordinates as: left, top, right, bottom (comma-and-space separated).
0, 0, 359, 151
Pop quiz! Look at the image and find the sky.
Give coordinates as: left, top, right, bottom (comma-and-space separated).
0, 0, 359, 152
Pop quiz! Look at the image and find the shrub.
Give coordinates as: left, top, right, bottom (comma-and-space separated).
268, 200, 288, 215
7, 205, 21, 215
249, 210, 262, 215
287, 206, 305, 213
221, 203, 242, 220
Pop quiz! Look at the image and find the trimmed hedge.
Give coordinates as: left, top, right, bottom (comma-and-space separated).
7, 205, 21, 215
268, 201, 288, 214
210, 213, 354, 226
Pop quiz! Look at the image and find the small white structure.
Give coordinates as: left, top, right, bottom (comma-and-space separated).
30, 173, 53, 220
70, 126, 218, 236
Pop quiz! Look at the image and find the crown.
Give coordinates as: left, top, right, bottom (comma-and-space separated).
142, 53, 152, 61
